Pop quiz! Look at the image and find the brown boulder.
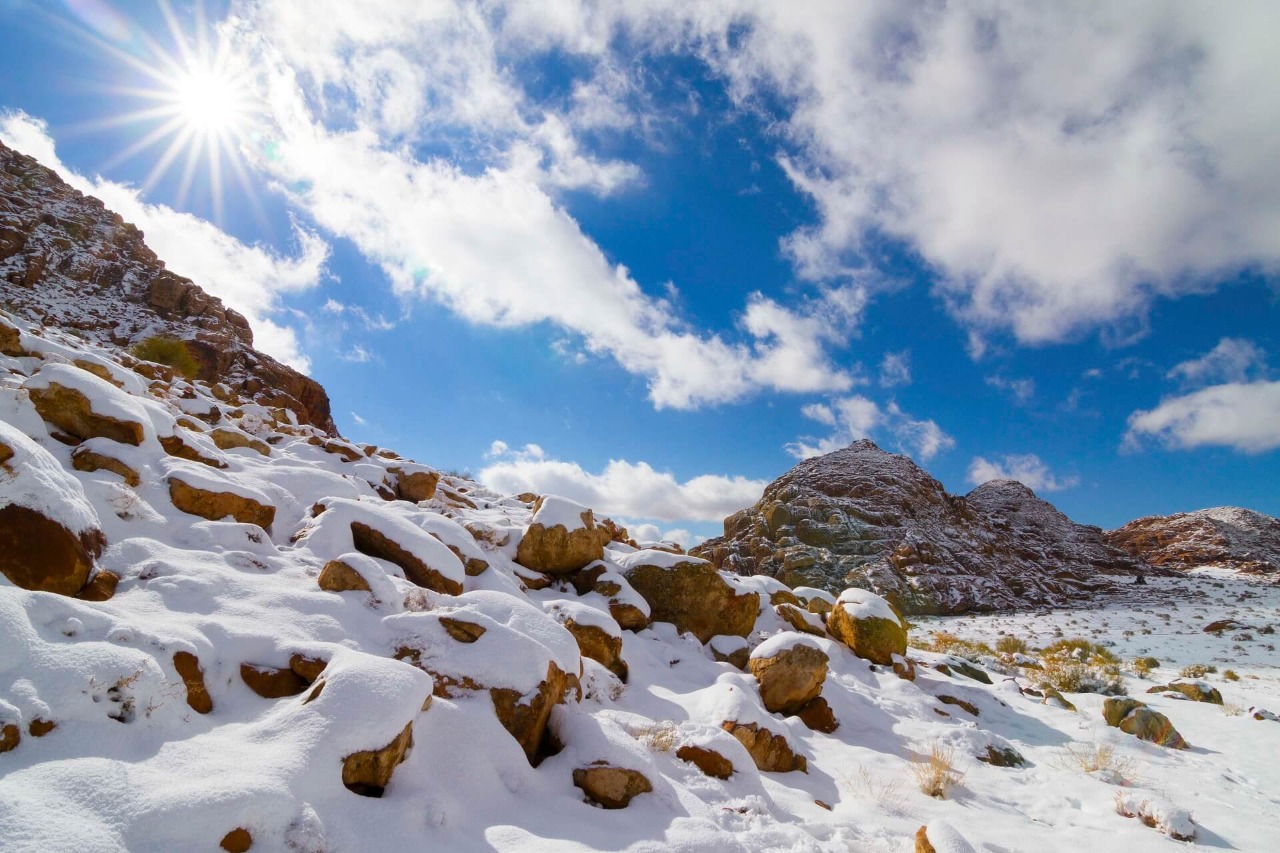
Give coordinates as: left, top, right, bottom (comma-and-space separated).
748, 638, 829, 715
440, 617, 488, 644
350, 521, 463, 595
393, 468, 440, 503
71, 445, 141, 486
915, 825, 936, 853
28, 718, 56, 737
722, 721, 806, 773
1146, 681, 1223, 705
317, 559, 372, 593
160, 434, 226, 468
210, 428, 270, 456
676, 744, 735, 779
0, 504, 104, 596
1103, 697, 1187, 748
0, 321, 24, 356
516, 497, 605, 575
173, 651, 213, 714
795, 696, 840, 733
621, 556, 759, 644
168, 477, 275, 528
342, 721, 415, 797
219, 828, 253, 852
77, 570, 120, 602
825, 591, 907, 665
775, 602, 825, 636
240, 663, 310, 698
27, 381, 145, 445
572, 763, 652, 809
563, 620, 628, 682
0, 723, 18, 753
490, 661, 575, 766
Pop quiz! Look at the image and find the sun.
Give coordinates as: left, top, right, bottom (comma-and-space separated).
69, 0, 265, 220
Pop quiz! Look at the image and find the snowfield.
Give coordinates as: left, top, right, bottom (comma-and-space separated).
2, 314, 1280, 852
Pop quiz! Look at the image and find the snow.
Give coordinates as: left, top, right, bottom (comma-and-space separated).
0, 420, 100, 534
611, 548, 709, 571
835, 587, 901, 625
530, 494, 591, 531
750, 631, 826, 660
24, 362, 158, 441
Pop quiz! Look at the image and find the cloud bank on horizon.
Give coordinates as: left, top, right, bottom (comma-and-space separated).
2, 0, 1278, 526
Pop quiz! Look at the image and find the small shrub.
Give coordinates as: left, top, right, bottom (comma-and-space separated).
923, 631, 994, 662
1223, 669, 1239, 681
636, 721, 679, 753
1039, 639, 1123, 694
910, 741, 963, 799
1054, 740, 1141, 785
1222, 702, 1245, 717
996, 636, 1029, 655
1180, 663, 1211, 678
1132, 656, 1160, 678
130, 335, 199, 378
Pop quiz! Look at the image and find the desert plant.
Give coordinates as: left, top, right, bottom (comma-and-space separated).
1180, 663, 1214, 678
996, 636, 1029, 655
636, 721, 679, 753
1222, 701, 1245, 717
1038, 638, 1123, 694
1223, 669, 1239, 681
910, 741, 963, 799
1053, 740, 1142, 785
923, 631, 994, 662
1132, 656, 1160, 678
130, 335, 199, 378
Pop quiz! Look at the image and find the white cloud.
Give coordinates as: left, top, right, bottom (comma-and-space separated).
340, 344, 374, 363
879, 351, 911, 388
1125, 381, 1280, 453
0, 111, 328, 371
479, 443, 766, 522
786, 395, 952, 462
1168, 337, 1268, 386
967, 454, 1078, 493
350, 411, 368, 426
623, 523, 700, 549
985, 375, 1036, 404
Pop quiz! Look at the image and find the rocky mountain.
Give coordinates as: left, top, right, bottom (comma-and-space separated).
1107, 506, 1280, 579
0, 140, 334, 433
691, 440, 1152, 615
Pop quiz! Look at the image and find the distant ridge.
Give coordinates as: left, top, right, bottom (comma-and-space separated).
1107, 506, 1280, 580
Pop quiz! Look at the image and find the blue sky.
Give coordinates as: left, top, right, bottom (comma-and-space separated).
1, 0, 1277, 545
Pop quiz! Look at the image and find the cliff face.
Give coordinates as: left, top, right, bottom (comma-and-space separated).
0, 141, 335, 433
691, 440, 1151, 614
1107, 507, 1280, 579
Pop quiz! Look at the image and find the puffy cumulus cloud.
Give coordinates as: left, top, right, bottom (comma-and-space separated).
1168, 338, 1268, 387
787, 395, 953, 462
967, 453, 1078, 493
1125, 381, 1280, 454
0, 111, 328, 371
985, 375, 1036, 404
478, 442, 766, 522
622, 523, 700, 550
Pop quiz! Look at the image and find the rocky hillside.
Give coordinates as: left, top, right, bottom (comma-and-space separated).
692, 440, 1151, 615
1107, 506, 1280, 579
0, 140, 334, 433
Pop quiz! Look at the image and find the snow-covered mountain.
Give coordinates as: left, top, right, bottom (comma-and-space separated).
1107, 506, 1280, 580
692, 441, 1152, 615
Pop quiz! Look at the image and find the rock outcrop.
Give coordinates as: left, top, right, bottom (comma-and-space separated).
693, 440, 1150, 614
0, 141, 335, 433
1107, 506, 1280, 579
1102, 698, 1187, 748
617, 551, 759, 644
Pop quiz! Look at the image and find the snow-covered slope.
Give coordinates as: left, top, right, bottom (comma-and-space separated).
1107, 506, 1280, 580
693, 441, 1150, 615
3, 141, 1278, 853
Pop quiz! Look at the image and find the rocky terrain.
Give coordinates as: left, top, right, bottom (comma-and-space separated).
1108, 506, 1280, 580
2, 137, 1279, 853
692, 441, 1152, 615
0, 140, 333, 433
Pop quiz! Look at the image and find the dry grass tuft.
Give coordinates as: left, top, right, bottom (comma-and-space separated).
910, 741, 964, 799
1052, 740, 1142, 785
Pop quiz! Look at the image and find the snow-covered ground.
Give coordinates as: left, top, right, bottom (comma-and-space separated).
3, 315, 1279, 852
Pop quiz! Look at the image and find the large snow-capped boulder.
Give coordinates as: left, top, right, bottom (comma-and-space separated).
166, 463, 276, 529
515, 495, 605, 575
544, 599, 628, 682
0, 422, 105, 595
747, 633, 829, 715
614, 549, 759, 644
826, 588, 907, 665
24, 363, 150, 445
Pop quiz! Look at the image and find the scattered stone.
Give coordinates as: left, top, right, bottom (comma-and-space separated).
160, 433, 226, 468
619, 552, 759, 644
173, 651, 213, 714
240, 663, 310, 698
979, 744, 1026, 767
676, 744, 734, 779
440, 617, 488, 644
27, 718, 56, 737
351, 521, 463, 596
938, 695, 979, 716
1102, 697, 1187, 748
709, 635, 750, 670
748, 637, 829, 715
0, 504, 105, 596
562, 619, 628, 682
317, 559, 372, 593
342, 721, 415, 797
515, 496, 605, 575
721, 721, 806, 773
393, 467, 440, 503
27, 378, 145, 445
0, 723, 19, 753
795, 696, 839, 733
1146, 681, 1223, 705
490, 661, 575, 766
219, 828, 253, 852
210, 428, 270, 456
77, 570, 120, 602
1041, 686, 1076, 712
168, 477, 275, 528
71, 445, 141, 486
775, 602, 826, 636
572, 763, 653, 809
